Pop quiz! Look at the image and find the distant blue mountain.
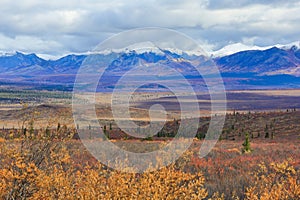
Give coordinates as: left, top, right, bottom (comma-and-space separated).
46, 54, 86, 74
0, 52, 48, 75
0, 46, 299, 90
215, 47, 300, 74
0, 53, 87, 75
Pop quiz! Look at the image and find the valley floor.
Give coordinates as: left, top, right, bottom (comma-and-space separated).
0, 89, 299, 199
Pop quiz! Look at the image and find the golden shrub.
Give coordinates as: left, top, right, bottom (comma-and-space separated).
0, 137, 299, 200
245, 160, 300, 200
0, 139, 208, 200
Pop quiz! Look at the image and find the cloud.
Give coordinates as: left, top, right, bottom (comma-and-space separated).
206, 0, 299, 9
0, 0, 299, 56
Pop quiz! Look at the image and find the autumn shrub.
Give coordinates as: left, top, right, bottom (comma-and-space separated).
0, 137, 299, 200
0, 138, 208, 199
245, 160, 300, 200
85, 165, 208, 199
0, 138, 73, 199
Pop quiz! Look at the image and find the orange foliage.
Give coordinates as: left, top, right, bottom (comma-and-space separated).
0, 138, 299, 199
245, 160, 300, 200
0, 139, 208, 199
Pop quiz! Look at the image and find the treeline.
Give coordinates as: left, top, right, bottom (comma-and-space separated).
0, 88, 71, 101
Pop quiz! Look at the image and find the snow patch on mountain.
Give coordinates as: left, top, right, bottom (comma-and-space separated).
275, 41, 300, 51
0, 51, 17, 57
213, 43, 271, 57
96, 41, 164, 55
213, 41, 300, 57
94, 41, 206, 56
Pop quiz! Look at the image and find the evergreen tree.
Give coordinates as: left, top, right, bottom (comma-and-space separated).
265, 124, 269, 138
57, 122, 61, 132
23, 127, 27, 138
29, 120, 34, 139
103, 125, 107, 134
45, 126, 50, 138
242, 132, 252, 153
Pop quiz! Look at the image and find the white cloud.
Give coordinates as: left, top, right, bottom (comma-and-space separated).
0, 0, 299, 55
0, 34, 65, 55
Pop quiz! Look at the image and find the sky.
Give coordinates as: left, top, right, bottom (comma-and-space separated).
0, 0, 299, 59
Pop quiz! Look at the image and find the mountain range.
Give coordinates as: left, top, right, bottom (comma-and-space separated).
0, 42, 300, 91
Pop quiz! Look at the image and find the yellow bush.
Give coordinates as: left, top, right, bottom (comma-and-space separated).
0, 139, 207, 199
0, 138, 299, 200
245, 160, 300, 200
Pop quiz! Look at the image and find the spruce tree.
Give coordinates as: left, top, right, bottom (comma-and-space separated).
265, 124, 269, 138
29, 120, 34, 139
242, 132, 252, 153
57, 122, 61, 132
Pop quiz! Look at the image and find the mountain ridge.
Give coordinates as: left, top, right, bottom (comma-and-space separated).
0, 44, 300, 90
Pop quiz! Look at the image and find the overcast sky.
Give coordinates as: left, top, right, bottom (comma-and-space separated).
0, 0, 299, 58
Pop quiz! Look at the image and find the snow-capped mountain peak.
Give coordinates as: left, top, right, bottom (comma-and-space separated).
0, 51, 17, 57
275, 41, 300, 51
213, 43, 271, 57
97, 41, 164, 55
213, 41, 300, 57
95, 41, 207, 57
